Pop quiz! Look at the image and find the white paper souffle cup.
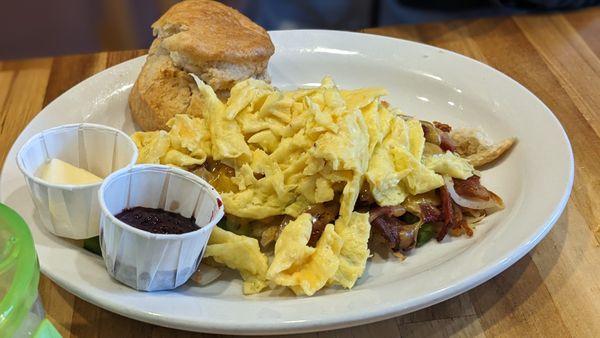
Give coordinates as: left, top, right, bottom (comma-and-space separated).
16, 123, 138, 239
98, 164, 224, 291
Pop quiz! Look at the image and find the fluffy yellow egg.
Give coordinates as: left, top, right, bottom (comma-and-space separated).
131, 75, 480, 296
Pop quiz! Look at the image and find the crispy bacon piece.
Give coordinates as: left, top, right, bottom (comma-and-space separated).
368, 205, 406, 223
436, 187, 453, 242
419, 203, 442, 223
371, 216, 401, 248
448, 203, 465, 236
434, 121, 452, 133
306, 202, 339, 247
449, 203, 475, 237
438, 186, 477, 240
453, 176, 491, 201
461, 219, 474, 237
448, 224, 463, 237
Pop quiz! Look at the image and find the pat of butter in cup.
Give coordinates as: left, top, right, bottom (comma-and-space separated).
36, 158, 103, 185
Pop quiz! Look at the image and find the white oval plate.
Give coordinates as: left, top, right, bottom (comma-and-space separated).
0, 30, 573, 335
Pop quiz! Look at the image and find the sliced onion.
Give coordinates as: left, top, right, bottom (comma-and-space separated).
190, 264, 223, 286
444, 176, 503, 210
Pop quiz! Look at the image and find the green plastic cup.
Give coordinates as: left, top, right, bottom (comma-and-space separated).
0, 203, 61, 337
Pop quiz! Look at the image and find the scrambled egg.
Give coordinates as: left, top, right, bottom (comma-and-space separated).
263, 211, 371, 294
329, 212, 371, 288
204, 227, 269, 294
267, 213, 343, 296
132, 76, 475, 295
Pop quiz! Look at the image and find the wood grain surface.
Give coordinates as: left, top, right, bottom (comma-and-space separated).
1, 7, 599, 338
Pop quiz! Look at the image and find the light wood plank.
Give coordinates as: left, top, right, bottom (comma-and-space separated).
514, 14, 600, 149
0, 57, 53, 71
0, 58, 52, 163
530, 204, 600, 337
513, 14, 600, 246
399, 316, 484, 338
469, 253, 570, 336
0, 71, 15, 113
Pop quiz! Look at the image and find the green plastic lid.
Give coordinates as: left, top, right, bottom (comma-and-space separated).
0, 203, 41, 337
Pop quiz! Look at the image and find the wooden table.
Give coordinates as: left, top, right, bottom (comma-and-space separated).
1, 7, 599, 337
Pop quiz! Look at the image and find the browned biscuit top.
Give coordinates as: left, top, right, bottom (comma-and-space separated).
152, 0, 274, 63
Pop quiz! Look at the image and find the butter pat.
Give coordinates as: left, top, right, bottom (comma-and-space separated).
37, 159, 102, 185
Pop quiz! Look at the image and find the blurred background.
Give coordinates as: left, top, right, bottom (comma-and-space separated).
1, 0, 597, 59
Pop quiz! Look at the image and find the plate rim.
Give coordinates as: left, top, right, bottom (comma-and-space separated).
1, 29, 574, 335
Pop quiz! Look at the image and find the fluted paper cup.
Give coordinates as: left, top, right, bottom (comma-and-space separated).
16, 123, 138, 239
98, 164, 224, 291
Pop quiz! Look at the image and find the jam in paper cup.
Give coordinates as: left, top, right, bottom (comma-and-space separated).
16, 123, 138, 239
98, 164, 224, 291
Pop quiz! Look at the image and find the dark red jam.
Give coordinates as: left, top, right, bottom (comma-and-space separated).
115, 207, 197, 234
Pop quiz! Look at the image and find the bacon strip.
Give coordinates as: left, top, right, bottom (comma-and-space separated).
449, 203, 465, 236
419, 203, 442, 223
371, 216, 401, 249
436, 187, 453, 241
461, 219, 474, 237
453, 176, 491, 201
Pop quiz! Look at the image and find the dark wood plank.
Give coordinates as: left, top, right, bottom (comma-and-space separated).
43, 53, 108, 105
106, 49, 147, 67
564, 6, 600, 56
